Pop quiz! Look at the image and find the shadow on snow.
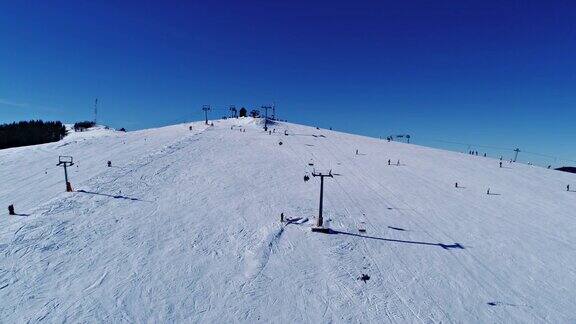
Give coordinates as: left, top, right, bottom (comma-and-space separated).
329, 229, 464, 250
76, 189, 152, 202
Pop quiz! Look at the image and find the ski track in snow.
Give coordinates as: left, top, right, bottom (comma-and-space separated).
1, 118, 576, 323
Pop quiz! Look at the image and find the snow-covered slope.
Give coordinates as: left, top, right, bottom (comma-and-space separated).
1, 118, 575, 323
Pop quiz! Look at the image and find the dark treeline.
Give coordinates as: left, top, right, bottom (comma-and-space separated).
73, 121, 96, 132
0, 120, 67, 149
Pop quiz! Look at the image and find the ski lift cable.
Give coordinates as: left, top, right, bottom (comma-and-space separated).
313, 136, 461, 319
292, 130, 371, 219
294, 126, 413, 225
298, 128, 465, 253
322, 133, 444, 228
356, 130, 568, 166
277, 124, 320, 174
319, 132, 560, 314
320, 138, 389, 217
425, 139, 513, 151
327, 133, 453, 220
427, 138, 575, 163
324, 134, 520, 294
521, 150, 576, 163
323, 133, 542, 285
294, 133, 400, 246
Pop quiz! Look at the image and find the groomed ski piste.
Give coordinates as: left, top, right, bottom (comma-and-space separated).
1, 117, 575, 323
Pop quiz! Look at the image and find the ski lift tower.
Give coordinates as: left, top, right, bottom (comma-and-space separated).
57, 155, 74, 192
311, 170, 333, 233
261, 105, 272, 131
202, 105, 211, 125
513, 148, 521, 162
392, 134, 411, 143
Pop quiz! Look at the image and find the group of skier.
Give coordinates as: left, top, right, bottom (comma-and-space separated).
467, 150, 490, 158
387, 159, 401, 166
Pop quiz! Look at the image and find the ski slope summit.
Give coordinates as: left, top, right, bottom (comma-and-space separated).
1, 117, 575, 323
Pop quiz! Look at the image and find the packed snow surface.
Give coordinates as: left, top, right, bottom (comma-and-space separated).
1, 118, 575, 323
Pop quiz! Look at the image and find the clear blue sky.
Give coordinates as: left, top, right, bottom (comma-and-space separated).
1, 1, 575, 165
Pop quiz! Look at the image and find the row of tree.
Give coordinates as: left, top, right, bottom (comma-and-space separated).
223, 108, 260, 119
73, 121, 96, 132
237, 107, 258, 118
0, 120, 67, 149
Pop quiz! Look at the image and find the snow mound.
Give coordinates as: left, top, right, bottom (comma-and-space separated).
1, 118, 575, 322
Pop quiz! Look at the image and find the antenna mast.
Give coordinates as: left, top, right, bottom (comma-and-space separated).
94, 98, 98, 125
